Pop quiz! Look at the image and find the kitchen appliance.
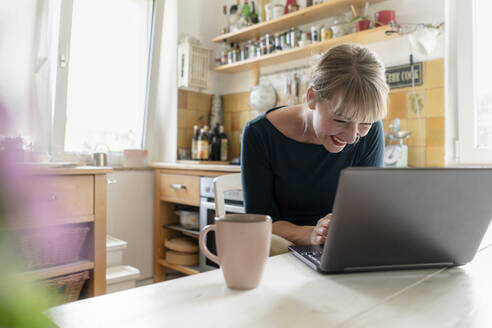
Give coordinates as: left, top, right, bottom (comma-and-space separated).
199, 176, 244, 271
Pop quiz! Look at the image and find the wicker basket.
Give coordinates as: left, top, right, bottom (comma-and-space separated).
44, 270, 90, 303
18, 226, 90, 269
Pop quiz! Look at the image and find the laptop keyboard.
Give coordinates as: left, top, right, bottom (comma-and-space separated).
303, 250, 322, 266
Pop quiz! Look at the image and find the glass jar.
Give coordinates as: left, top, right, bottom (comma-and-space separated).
240, 45, 249, 61
321, 26, 332, 41
227, 49, 234, 64
274, 33, 281, 52
247, 40, 256, 59
265, 34, 272, 54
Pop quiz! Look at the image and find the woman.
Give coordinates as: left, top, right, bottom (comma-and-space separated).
241, 44, 389, 246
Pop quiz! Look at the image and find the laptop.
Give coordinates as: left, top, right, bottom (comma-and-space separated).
289, 167, 492, 273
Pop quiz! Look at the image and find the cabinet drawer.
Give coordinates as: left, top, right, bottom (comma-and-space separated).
29, 175, 94, 220
160, 173, 199, 206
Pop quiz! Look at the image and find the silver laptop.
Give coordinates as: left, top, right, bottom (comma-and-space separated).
289, 168, 492, 273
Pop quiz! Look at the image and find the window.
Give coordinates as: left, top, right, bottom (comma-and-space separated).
53, 0, 154, 154
474, 0, 492, 149
456, 0, 492, 163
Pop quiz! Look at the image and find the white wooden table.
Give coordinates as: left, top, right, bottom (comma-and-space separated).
48, 230, 492, 328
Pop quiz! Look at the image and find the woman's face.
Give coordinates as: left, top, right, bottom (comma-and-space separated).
310, 97, 374, 153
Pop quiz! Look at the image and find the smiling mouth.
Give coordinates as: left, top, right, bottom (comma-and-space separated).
331, 135, 347, 146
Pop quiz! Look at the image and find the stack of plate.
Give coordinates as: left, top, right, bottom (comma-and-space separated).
164, 237, 199, 266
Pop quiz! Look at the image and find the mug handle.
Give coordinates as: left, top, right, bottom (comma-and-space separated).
199, 224, 220, 265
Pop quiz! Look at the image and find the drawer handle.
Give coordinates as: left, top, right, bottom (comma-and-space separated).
47, 194, 57, 201
170, 184, 186, 190
107, 178, 117, 185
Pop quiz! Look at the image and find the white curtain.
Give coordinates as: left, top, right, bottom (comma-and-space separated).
145, 0, 178, 162
0, 0, 55, 156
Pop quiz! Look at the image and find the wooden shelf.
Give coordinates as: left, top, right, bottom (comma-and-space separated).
212, 25, 398, 73
212, 0, 385, 44
159, 259, 200, 276
26, 260, 94, 280
163, 224, 200, 238
9, 215, 94, 230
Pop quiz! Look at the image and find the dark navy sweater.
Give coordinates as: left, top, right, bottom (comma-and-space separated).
241, 107, 385, 226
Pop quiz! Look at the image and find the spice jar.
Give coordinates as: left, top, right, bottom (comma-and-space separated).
321, 26, 332, 41
240, 45, 249, 61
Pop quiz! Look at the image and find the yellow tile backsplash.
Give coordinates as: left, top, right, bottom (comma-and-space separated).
387, 91, 407, 120
426, 117, 445, 147
426, 88, 445, 117
177, 59, 445, 166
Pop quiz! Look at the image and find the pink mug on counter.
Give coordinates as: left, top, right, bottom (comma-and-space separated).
199, 214, 272, 290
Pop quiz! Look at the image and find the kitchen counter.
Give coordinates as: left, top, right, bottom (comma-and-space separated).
47, 231, 492, 327
152, 162, 240, 172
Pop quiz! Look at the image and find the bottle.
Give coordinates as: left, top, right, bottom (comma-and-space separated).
222, 4, 229, 34
191, 125, 199, 160
197, 127, 209, 160
219, 125, 228, 161
241, 0, 252, 23
211, 123, 221, 161
220, 40, 228, 65
207, 125, 214, 159
250, 1, 259, 24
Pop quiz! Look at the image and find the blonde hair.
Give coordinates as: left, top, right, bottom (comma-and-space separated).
309, 44, 389, 123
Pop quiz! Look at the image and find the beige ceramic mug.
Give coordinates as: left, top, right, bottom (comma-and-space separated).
199, 214, 272, 289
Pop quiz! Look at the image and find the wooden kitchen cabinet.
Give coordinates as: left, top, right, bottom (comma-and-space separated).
152, 163, 240, 282
15, 167, 111, 299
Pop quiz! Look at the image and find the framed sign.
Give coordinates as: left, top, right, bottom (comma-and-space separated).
385, 62, 423, 89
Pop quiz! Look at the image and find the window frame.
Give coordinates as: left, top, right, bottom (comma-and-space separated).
51, 0, 155, 161
455, 0, 492, 163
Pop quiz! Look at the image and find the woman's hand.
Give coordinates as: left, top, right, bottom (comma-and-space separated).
310, 214, 332, 244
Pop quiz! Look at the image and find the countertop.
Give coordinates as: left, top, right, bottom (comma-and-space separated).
152, 162, 241, 172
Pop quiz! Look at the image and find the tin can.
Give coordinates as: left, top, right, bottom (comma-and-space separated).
259, 37, 267, 56
280, 32, 287, 50
289, 27, 298, 48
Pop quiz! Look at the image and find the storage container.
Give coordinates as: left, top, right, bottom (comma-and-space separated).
44, 270, 90, 303
175, 210, 199, 230
106, 235, 128, 268
19, 226, 90, 269
106, 265, 141, 294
